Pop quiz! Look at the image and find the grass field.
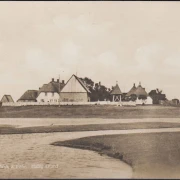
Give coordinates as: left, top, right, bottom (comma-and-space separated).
0, 105, 180, 118
53, 132, 180, 178
1, 122, 180, 134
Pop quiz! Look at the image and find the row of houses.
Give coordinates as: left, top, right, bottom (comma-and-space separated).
7, 74, 150, 104
2, 74, 180, 106
111, 82, 152, 104
0, 74, 153, 104
17, 74, 91, 103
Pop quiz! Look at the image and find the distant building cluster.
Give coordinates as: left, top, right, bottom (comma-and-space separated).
0, 73, 179, 106
17, 74, 91, 103
16, 74, 152, 103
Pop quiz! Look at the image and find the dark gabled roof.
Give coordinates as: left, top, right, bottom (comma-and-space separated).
39, 81, 65, 93
110, 84, 122, 95
1, 95, 14, 102
18, 90, 38, 101
126, 83, 137, 96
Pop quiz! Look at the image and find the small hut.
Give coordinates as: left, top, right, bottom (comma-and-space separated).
172, 99, 179, 105
1, 95, 14, 103
111, 82, 122, 102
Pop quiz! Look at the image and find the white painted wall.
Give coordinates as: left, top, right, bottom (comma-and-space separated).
36, 92, 60, 103
136, 96, 153, 105
2, 101, 136, 106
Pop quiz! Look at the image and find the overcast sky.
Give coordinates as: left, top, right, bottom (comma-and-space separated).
0, 1, 180, 101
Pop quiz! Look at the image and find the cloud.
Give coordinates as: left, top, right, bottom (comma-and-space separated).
53, 15, 74, 30
134, 43, 164, 72
24, 48, 62, 79
60, 41, 82, 65
164, 53, 180, 68
96, 51, 119, 67
53, 14, 113, 36
25, 48, 47, 70
75, 15, 113, 35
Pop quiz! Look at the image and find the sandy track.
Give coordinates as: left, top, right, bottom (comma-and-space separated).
1, 128, 180, 178
0, 118, 180, 127
0, 131, 133, 178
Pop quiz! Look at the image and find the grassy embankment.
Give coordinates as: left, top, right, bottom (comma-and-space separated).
1, 122, 180, 134
53, 132, 180, 178
0, 105, 180, 118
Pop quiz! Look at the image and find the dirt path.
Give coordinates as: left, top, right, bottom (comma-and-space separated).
0, 131, 133, 178
0, 118, 180, 128
1, 128, 180, 178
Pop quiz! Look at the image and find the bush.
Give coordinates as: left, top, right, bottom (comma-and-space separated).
130, 94, 137, 101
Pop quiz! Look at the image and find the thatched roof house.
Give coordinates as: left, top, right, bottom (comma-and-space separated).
134, 82, 148, 97
36, 78, 66, 103
17, 90, 38, 102
38, 78, 65, 94
126, 83, 137, 97
1, 95, 14, 103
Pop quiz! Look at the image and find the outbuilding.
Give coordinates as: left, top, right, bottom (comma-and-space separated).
1, 95, 14, 103
60, 74, 91, 102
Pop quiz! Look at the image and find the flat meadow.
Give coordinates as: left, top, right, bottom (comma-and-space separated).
0, 104, 180, 118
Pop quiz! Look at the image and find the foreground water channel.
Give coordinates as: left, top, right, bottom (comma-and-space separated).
1, 118, 180, 178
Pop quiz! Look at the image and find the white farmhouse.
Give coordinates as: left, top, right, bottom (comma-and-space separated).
37, 78, 65, 103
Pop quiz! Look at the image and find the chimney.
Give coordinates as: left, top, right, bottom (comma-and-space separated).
57, 79, 59, 83
52, 78, 54, 82
133, 83, 135, 87
62, 80, 65, 84
39, 87, 41, 90
99, 81, 101, 86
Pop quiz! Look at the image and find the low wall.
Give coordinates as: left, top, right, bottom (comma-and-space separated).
2, 101, 136, 107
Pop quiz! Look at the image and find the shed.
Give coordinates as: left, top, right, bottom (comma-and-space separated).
1, 95, 14, 103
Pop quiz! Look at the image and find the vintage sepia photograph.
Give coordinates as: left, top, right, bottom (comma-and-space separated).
0, 1, 180, 179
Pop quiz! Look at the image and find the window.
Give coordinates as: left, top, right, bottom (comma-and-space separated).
45, 92, 47, 96
52, 93, 54, 97
50, 99, 53, 102
54, 99, 57, 102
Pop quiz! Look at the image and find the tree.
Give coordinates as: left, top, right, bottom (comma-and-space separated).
138, 95, 147, 100
149, 89, 167, 104
130, 94, 137, 101
80, 77, 111, 101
